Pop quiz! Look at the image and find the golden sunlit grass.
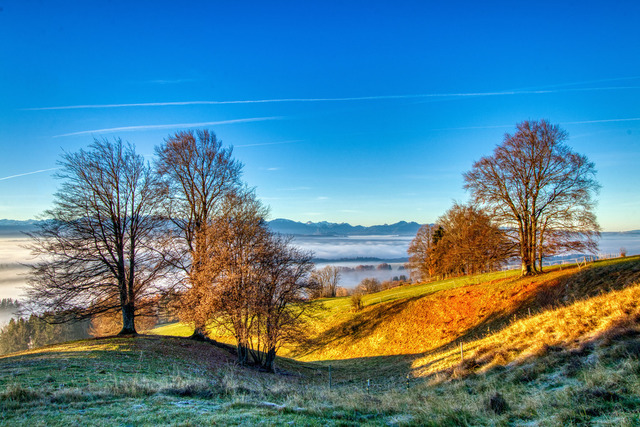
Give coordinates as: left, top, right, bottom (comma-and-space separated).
412, 269, 640, 377
278, 260, 630, 362
152, 256, 640, 369
4, 256, 640, 425
147, 322, 193, 337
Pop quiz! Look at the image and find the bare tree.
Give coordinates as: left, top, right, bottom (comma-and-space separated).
407, 224, 438, 282
357, 277, 381, 294
192, 190, 315, 371
195, 189, 269, 362
26, 139, 168, 335
155, 129, 243, 339
309, 265, 341, 298
464, 120, 600, 275
251, 234, 315, 372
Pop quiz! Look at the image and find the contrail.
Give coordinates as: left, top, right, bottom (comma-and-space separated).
0, 167, 59, 181
53, 117, 280, 138
23, 86, 640, 111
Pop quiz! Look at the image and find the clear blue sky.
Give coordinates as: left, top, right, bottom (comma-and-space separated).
1, 1, 638, 230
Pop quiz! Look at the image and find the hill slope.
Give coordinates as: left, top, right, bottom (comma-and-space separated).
3, 257, 640, 425
287, 257, 640, 363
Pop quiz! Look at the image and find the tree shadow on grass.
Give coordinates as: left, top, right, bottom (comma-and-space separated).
291, 257, 640, 376
290, 296, 423, 358
437, 257, 640, 346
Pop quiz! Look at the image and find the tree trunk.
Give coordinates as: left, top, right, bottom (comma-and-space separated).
263, 347, 276, 373
190, 323, 208, 341
118, 302, 137, 335
521, 261, 535, 276
237, 342, 249, 365
519, 226, 534, 276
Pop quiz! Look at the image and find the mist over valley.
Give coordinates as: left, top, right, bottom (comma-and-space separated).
1, 220, 638, 302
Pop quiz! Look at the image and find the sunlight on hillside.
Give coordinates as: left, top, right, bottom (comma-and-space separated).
150, 257, 640, 373
4, 256, 640, 426
412, 277, 640, 377
148, 322, 193, 337
145, 256, 640, 379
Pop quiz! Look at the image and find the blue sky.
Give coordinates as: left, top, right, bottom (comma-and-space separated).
0, 1, 639, 230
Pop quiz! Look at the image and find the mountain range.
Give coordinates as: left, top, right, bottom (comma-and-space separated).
2, 219, 638, 237
266, 219, 423, 236
0, 218, 423, 237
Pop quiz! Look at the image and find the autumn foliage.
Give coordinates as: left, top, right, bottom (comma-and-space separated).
408, 203, 511, 281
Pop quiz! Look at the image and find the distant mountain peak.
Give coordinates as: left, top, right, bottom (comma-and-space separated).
268, 219, 422, 236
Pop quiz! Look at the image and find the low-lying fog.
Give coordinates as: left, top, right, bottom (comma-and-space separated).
0, 236, 32, 301
0, 232, 638, 302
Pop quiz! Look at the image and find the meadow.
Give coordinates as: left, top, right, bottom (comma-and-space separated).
2, 256, 640, 425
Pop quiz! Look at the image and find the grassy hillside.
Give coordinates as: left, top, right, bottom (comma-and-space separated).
288, 257, 640, 365
2, 256, 640, 425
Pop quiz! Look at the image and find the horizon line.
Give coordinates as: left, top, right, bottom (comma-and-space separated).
1, 217, 636, 233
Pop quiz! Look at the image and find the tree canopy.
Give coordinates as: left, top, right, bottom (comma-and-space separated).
26, 139, 169, 334
464, 120, 600, 275
408, 203, 511, 281
155, 129, 243, 338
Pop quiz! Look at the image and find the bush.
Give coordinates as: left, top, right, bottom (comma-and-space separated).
351, 292, 364, 312
335, 287, 349, 297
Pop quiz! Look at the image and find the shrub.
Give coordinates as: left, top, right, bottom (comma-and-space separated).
335, 286, 349, 297
351, 292, 364, 312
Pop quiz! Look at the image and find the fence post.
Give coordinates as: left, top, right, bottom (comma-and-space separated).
367, 379, 370, 394
329, 364, 332, 390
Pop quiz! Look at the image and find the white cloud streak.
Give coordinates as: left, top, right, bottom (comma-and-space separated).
24, 86, 640, 111
0, 167, 59, 181
53, 117, 280, 138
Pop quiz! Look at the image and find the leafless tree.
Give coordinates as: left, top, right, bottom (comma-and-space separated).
194, 190, 269, 361
309, 265, 341, 298
407, 224, 438, 282
357, 277, 381, 294
251, 234, 315, 371
155, 129, 243, 339
26, 139, 169, 335
464, 120, 600, 275
191, 190, 315, 371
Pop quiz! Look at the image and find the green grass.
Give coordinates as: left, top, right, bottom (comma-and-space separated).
148, 322, 193, 337
318, 268, 521, 312
3, 330, 640, 425
3, 256, 640, 425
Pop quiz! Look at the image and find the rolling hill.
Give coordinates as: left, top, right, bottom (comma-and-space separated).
2, 256, 640, 425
